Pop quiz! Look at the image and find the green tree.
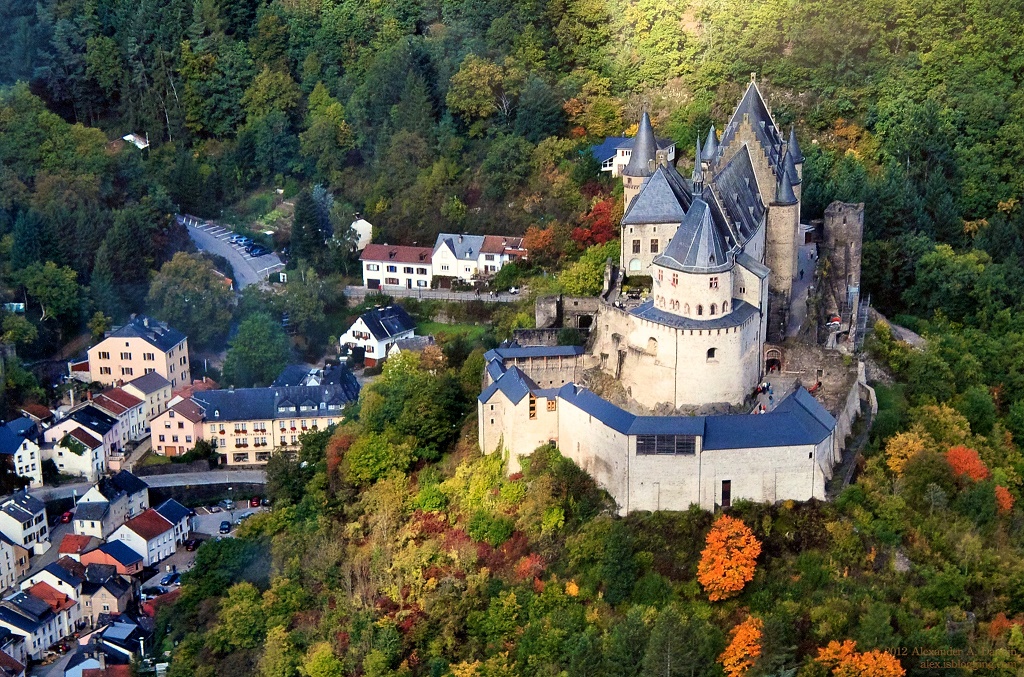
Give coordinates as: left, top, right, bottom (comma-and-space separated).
242, 66, 301, 123
147, 252, 234, 348
259, 625, 300, 677
1, 315, 36, 345
299, 643, 344, 677
86, 311, 112, 342
345, 431, 413, 485
605, 606, 652, 677
222, 312, 290, 387
18, 261, 79, 322
642, 606, 723, 677
209, 582, 266, 652
559, 241, 618, 296
601, 521, 638, 605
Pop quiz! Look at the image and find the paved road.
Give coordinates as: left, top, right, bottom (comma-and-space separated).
787, 242, 816, 338
344, 285, 523, 304
178, 215, 285, 288
33, 470, 267, 502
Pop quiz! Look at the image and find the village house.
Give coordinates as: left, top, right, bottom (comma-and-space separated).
431, 233, 527, 283
0, 492, 48, 555
90, 389, 147, 445
0, 592, 62, 661
79, 542, 143, 577
121, 372, 173, 426
49, 427, 104, 482
110, 510, 175, 567
0, 419, 42, 488
360, 244, 433, 291
339, 305, 416, 367
57, 534, 101, 563
590, 133, 677, 177
154, 499, 192, 545
150, 399, 204, 457
0, 637, 24, 677
25, 581, 80, 640
21, 561, 83, 604
85, 315, 190, 389
74, 472, 150, 540
79, 564, 132, 628
0, 538, 29, 586
44, 404, 121, 478
0, 539, 20, 595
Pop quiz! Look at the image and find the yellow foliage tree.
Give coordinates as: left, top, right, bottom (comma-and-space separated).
884, 431, 928, 475
719, 616, 763, 676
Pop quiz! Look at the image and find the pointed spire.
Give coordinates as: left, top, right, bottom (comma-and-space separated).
774, 158, 798, 205
783, 148, 801, 185
623, 111, 658, 178
692, 136, 703, 186
788, 125, 804, 163
701, 125, 719, 162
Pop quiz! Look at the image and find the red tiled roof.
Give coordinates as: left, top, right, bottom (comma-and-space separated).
141, 587, 181, 618
84, 667, 132, 677
71, 360, 90, 372
28, 581, 76, 613
360, 244, 433, 264
21, 404, 52, 420
173, 377, 219, 400
480, 235, 526, 254
92, 394, 127, 416
122, 509, 173, 541
68, 428, 102, 449
0, 649, 24, 674
101, 388, 143, 409
58, 534, 94, 555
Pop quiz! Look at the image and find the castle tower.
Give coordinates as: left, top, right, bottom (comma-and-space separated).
701, 125, 719, 170
783, 147, 802, 206
765, 160, 800, 341
622, 112, 658, 209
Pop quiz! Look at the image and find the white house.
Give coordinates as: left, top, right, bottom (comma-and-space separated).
154, 499, 192, 545
0, 539, 19, 594
21, 562, 82, 603
46, 428, 104, 483
91, 388, 147, 444
349, 216, 373, 252
0, 419, 42, 488
73, 471, 150, 539
590, 134, 676, 176
110, 509, 174, 567
339, 306, 417, 368
0, 492, 48, 555
431, 233, 528, 283
0, 592, 61, 661
44, 404, 122, 475
122, 371, 173, 426
359, 244, 433, 290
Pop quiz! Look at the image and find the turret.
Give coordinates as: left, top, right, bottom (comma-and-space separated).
622, 111, 658, 208
782, 147, 802, 202
788, 125, 804, 182
691, 136, 704, 191
701, 125, 719, 167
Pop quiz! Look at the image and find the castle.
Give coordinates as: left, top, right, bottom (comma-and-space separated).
478, 78, 861, 514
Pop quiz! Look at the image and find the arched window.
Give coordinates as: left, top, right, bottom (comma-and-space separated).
710, 304, 717, 315
697, 305, 703, 316
722, 301, 728, 313
707, 348, 717, 361
684, 304, 690, 314
647, 337, 658, 354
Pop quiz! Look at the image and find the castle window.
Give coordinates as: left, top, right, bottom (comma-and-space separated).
722, 301, 728, 313
657, 270, 663, 283
650, 239, 659, 253
710, 304, 717, 315
632, 239, 641, 254
740, 286, 745, 294
637, 435, 696, 455
547, 400, 556, 412
710, 276, 719, 289
684, 304, 690, 314
707, 348, 717, 361
697, 305, 703, 315
529, 395, 537, 420
671, 273, 678, 286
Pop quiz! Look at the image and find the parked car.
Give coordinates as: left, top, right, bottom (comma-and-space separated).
219, 520, 232, 534
508, 287, 520, 295
235, 511, 255, 525
184, 538, 202, 551
236, 236, 253, 247
60, 510, 74, 523
249, 496, 261, 508
247, 245, 269, 257
208, 505, 222, 513
261, 497, 272, 507
218, 499, 234, 510
141, 586, 167, 599
160, 572, 180, 586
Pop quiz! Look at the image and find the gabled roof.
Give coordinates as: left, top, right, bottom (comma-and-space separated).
357, 306, 416, 341
736, 253, 771, 279
68, 405, 117, 436
98, 389, 143, 411
67, 428, 102, 449
392, 335, 436, 353
0, 649, 23, 675
125, 372, 171, 395
104, 315, 186, 353
154, 499, 191, 525
27, 582, 75, 613
0, 491, 44, 521
55, 557, 85, 579
590, 135, 675, 163
74, 501, 109, 521
717, 80, 784, 167
20, 404, 53, 422
622, 112, 659, 178
194, 383, 357, 422
480, 235, 526, 254
271, 365, 359, 397
84, 664, 132, 677
120, 510, 172, 541
166, 399, 204, 423
621, 167, 691, 226
360, 244, 433, 264
58, 534, 97, 555
96, 541, 142, 567
43, 560, 83, 587
434, 233, 486, 261
110, 471, 148, 497
707, 146, 765, 246
653, 199, 730, 274
0, 429, 23, 457
478, 367, 538, 406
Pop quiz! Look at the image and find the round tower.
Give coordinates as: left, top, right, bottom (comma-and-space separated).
622, 112, 658, 209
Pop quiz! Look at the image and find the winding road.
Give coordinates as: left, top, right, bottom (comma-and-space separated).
178, 215, 284, 288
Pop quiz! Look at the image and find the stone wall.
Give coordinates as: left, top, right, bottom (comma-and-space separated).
533, 295, 601, 330
822, 202, 865, 339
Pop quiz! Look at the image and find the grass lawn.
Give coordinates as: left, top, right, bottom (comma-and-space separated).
417, 321, 489, 342
140, 453, 172, 467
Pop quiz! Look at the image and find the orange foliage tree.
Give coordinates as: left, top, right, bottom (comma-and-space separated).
995, 485, 1015, 514
718, 616, 763, 676
946, 445, 990, 482
696, 515, 762, 601
815, 639, 905, 677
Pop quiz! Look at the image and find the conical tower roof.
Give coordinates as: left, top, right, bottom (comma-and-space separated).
623, 112, 658, 178
783, 148, 801, 185
774, 160, 798, 205
788, 125, 804, 163
654, 199, 730, 274
691, 136, 703, 185
701, 125, 719, 162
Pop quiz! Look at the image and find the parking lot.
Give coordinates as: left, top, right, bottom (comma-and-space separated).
178, 214, 285, 288
193, 500, 269, 539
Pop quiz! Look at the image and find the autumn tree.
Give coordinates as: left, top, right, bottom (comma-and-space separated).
696, 515, 762, 602
719, 616, 763, 677
946, 445, 990, 482
572, 197, 620, 246
995, 485, 1015, 513
815, 639, 905, 677
884, 431, 928, 475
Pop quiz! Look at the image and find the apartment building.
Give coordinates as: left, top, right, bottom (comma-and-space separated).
360, 244, 433, 290
86, 315, 190, 388
0, 493, 48, 555
0, 419, 42, 488
121, 372, 173, 425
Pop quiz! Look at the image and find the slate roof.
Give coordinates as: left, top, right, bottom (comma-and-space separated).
43, 561, 83, 587
392, 336, 436, 353
630, 299, 759, 331
194, 383, 357, 422
112, 471, 148, 497
106, 315, 186, 353
434, 233, 486, 261
702, 125, 719, 162
483, 346, 586, 361
485, 359, 506, 383
590, 135, 676, 163
74, 501, 110, 521
783, 147, 801, 186
271, 365, 360, 400
653, 199, 730, 274
621, 167, 691, 226
0, 425, 26, 457
0, 594, 52, 632
622, 112, 659, 178
736, 253, 771, 279
125, 372, 171, 395
154, 499, 191, 525
707, 146, 765, 247
775, 166, 798, 206
120, 510, 173, 541
68, 405, 117, 436
96, 541, 143, 567
788, 125, 804, 163
0, 491, 44, 522
478, 367, 537, 406
357, 306, 416, 341
68, 428, 102, 449
360, 244, 433, 265
717, 81, 785, 168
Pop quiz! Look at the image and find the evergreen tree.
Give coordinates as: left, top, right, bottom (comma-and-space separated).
514, 76, 564, 142
289, 190, 321, 269
605, 607, 651, 677
89, 243, 120, 320
600, 520, 637, 605
390, 72, 435, 143
10, 210, 41, 271
642, 606, 723, 677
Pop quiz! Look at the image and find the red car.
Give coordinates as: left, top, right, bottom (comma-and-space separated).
60, 511, 73, 523
249, 497, 261, 508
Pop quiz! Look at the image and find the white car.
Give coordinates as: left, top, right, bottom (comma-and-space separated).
508, 287, 520, 295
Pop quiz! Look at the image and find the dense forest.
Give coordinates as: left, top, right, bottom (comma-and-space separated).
5, 0, 1024, 674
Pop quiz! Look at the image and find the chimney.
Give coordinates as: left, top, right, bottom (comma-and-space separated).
458, 235, 463, 243
98, 651, 106, 669
87, 391, 92, 401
